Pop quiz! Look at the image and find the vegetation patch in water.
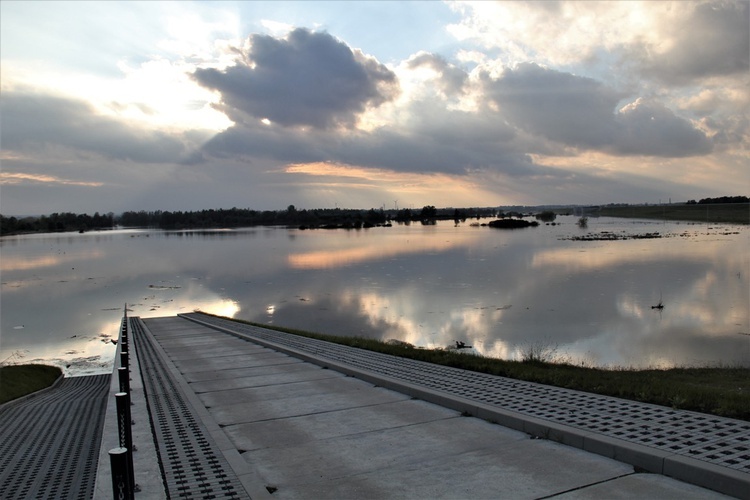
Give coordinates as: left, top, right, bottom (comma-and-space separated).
488, 219, 539, 229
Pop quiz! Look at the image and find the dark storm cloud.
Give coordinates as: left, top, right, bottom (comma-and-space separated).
198, 101, 538, 177
484, 63, 712, 157
0, 92, 187, 163
192, 28, 399, 129
637, 1, 750, 84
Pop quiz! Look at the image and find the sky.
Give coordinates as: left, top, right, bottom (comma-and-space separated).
1, 1, 748, 215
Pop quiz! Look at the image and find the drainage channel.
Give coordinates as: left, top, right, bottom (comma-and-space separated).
181, 312, 750, 498
130, 317, 250, 499
0, 375, 110, 500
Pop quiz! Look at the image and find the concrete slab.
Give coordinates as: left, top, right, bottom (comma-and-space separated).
182, 358, 307, 383
174, 353, 295, 373
189, 366, 344, 393
183, 355, 306, 380
224, 400, 452, 450
244, 416, 636, 499
556, 472, 732, 499
209, 384, 410, 426
165, 345, 267, 360
198, 376, 380, 408
224, 399, 461, 451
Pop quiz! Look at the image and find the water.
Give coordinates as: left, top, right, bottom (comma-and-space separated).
1, 216, 748, 376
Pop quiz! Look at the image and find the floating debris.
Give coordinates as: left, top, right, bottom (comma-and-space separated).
562, 232, 664, 241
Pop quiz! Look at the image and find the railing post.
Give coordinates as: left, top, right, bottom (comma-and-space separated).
121, 326, 128, 347
121, 319, 128, 349
118, 366, 130, 395
120, 350, 129, 370
115, 392, 135, 494
109, 447, 134, 500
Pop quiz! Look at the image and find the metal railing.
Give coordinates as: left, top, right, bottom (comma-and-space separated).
108, 305, 137, 499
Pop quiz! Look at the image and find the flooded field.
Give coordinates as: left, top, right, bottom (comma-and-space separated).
1, 216, 748, 376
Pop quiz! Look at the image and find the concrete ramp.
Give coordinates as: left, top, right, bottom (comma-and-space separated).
130, 315, 737, 499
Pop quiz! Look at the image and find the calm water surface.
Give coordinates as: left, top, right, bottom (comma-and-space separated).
1, 216, 748, 376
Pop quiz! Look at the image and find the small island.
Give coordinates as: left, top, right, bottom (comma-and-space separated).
488, 218, 539, 229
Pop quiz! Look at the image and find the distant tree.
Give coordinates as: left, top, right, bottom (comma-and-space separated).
535, 211, 557, 222
395, 208, 413, 222
0, 215, 19, 235
420, 205, 437, 219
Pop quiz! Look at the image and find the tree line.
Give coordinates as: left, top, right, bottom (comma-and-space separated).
0, 212, 114, 236
9, 196, 745, 236
119, 206, 390, 230
0, 205, 502, 236
686, 196, 749, 205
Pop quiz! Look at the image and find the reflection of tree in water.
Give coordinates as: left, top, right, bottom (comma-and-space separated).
0, 350, 29, 366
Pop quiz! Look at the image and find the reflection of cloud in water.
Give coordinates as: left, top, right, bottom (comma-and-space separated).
531, 237, 746, 272
0, 248, 104, 272
288, 230, 481, 269
126, 281, 240, 319
334, 289, 514, 358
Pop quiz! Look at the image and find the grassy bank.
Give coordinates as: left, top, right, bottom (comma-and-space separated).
204, 313, 750, 421
593, 203, 749, 224
0, 364, 62, 404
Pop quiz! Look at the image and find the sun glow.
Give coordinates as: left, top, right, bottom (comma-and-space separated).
0, 172, 104, 187
284, 161, 497, 206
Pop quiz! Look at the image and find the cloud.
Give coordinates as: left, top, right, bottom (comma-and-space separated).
406, 52, 467, 96
3, 3, 741, 215
483, 62, 622, 149
447, 1, 640, 67
198, 97, 537, 178
192, 28, 399, 129
613, 98, 713, 157
0, 91, 190, 163
198, 56, 713, 200
483, 63, 712, 157
0, 172, 103, 187
634, 1, 750, 84
448, 1, 749, 94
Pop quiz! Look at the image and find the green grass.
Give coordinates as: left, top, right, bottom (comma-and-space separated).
0, 364, 63, 404
595, 203, 749, 224
200, 313, 750, 421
